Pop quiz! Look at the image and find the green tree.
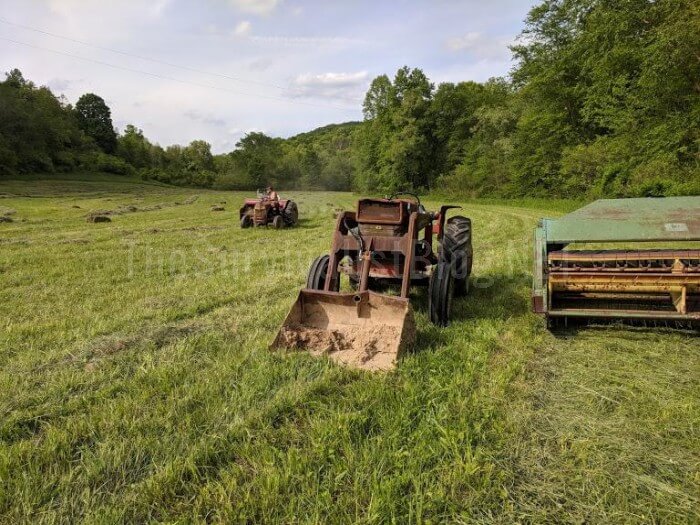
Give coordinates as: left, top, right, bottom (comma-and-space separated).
75, 93, 117, 153
438, 79, 517, 196
0, 68, 89, 174
230, 132, 284, 189
357, 67, 435, 193
117, 125, 152, 169
510, 0, 700, 197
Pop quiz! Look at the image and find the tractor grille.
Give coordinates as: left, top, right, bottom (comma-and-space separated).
253, 204, 267, 224
359, 223, 407, 237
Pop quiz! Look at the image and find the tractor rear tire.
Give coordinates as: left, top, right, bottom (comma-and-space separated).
240, 215, 253, 229
306, 255, 339, 291
272, 215, 284, 229
283, 201, 299, 226
443, 216, 472, 296
429, 258, 455, 327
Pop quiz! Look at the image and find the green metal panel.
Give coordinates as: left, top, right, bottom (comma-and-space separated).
543, 196, 700, 244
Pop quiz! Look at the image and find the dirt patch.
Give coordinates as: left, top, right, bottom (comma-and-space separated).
211, 205, 225, 212
0, 216, 13, 223
277, 325, 401, 371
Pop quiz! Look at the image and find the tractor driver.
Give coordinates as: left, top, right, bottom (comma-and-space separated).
265, 185, 279, 205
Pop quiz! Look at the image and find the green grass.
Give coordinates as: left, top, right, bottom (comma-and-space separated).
0, 176, 697, 523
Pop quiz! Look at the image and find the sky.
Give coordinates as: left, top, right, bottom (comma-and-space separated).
0, 0, 536, 153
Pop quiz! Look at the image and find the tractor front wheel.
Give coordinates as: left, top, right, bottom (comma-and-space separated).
306, 255, 339, 291
429, 258, 455, 327
272, 215, 284, 229
443, 216, 472, 296
240, 215, 253, 228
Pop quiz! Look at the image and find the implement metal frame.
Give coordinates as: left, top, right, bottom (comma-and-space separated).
533, 197, 700, 322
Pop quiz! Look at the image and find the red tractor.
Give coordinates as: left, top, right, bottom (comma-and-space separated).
239, 190, 299, 229
272, 194, 473, 370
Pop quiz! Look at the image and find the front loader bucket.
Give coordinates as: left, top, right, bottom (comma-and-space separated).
271, 289, 415, 371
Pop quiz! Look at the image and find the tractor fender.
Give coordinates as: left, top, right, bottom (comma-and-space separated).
432, 205, 462, 240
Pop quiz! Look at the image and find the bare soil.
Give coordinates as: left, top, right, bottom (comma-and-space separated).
277, 325, 402, 371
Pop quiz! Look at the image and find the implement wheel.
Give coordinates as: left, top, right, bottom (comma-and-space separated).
306, 255, 339, 291
443, 216, 472, 296
429, 258, 455, 327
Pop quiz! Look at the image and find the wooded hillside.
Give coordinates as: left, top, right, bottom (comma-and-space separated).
1, 0, 697, 197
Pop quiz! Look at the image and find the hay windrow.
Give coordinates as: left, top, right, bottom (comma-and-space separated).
86, 214, 111, 223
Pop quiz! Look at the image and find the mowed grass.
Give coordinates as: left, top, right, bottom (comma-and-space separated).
0, 176, 697, 524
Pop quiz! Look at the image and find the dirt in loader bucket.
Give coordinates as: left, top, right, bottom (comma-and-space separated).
271, 290, 415, 371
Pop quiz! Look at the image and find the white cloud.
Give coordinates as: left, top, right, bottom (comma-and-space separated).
46, 77, 74, 93
228, 0, 281, 15
294, 71, 368, 87
445, 32, 513, 60
149, 0, 171, 17
234, 20, 252, 36
184, 110, 227, 127
446, 32, 481, 51
250, 35, 365, 47
46, 0, 169, 22
289, 71, 368, 102
247, 57, 274, 71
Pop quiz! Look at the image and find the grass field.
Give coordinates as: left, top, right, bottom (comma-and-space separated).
0, 176, 698, 524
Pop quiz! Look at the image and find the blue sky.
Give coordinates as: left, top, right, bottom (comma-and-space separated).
0, 0, 536, 152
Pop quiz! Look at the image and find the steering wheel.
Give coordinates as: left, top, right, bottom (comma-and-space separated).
386, 192, 421, 206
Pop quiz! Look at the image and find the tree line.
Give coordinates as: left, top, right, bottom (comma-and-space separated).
0, 66, 359, 191
1, 0, 697, 197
